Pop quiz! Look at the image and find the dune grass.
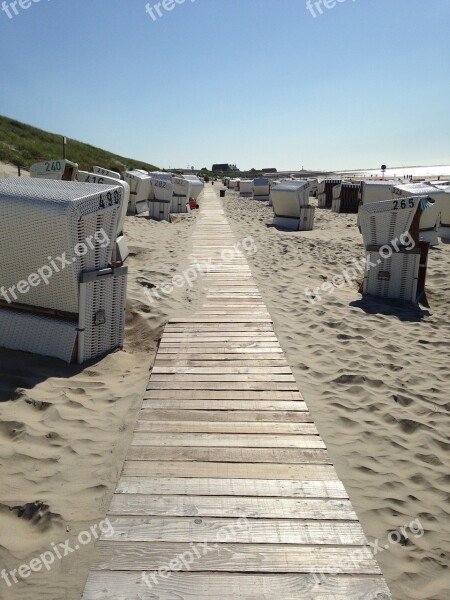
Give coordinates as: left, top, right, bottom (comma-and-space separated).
0, 115, 158, 173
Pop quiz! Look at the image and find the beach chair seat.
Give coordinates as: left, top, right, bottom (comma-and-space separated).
362, 249, 423, 303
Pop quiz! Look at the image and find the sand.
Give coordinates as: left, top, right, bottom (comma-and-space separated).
222, 190, 450, 600
0, 173, 448, 599
0, 195, 202, 598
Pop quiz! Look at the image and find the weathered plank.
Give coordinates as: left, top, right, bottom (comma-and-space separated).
92, 542, 378, 574
83, 572, 392, 600
141, 400, 307, 411
122, 461, 338, 480
103, 517, 367, 545
115, 477, 348, 498
130, 433, 324, 448
126, 446, 330, 464
109, 494, 357, 519
137, 410, 314, 423
144, 390, 303, 400
134, 420, 318, 433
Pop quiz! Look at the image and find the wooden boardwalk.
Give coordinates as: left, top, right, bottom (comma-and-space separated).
82, 187, 391, 599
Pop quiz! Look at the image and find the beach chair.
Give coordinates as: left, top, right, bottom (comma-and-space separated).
30, 159, 78, 181
77, 171, 130, 262
92, 166, 121, 180
317, 179, 341, 208
438, 188, 450, 242
271, 180, 311, 230
361, 180, 404, 205
0, 178, 127, 362
171, 176, 191, 214
393, 183, 448, 246
182, 175, 204, 201
124, 170, 153, 214
359, 196, 429, 303
332, 183, 361, 213
239, 179, 253, 196
253, 177, 270, 200
149, 173, 173, 222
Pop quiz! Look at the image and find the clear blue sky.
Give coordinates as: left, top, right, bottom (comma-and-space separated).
0, 0, 449, 171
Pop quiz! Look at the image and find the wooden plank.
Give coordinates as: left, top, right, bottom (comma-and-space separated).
154, 359, 290, 367
103, 517, 368, 545
155, 352, 286, 367
144, 390, 303, 401
83, 572, 392, 600
154, 354, 289, 361
116, 477, 348, 498
130, 433, 323, 448
150, 375, 296, 382
121, 462, 338, 480
141, 401, 307, 411
137, 410, 314, 423
91, 542, 378, 574
109, 495, 357, 520
151, 367, 292, 375
157, 347, 284, 354
147, 382, 300, 391
134, 420, 318, 433
126, 447, 330, 464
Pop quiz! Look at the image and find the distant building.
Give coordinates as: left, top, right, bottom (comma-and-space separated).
212, 164, 239, 172
262, 168, 277, 174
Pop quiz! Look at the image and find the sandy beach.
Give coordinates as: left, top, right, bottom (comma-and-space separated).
222, 189, 450, 600
0, 178, 448, 600
0, 197, 201, 599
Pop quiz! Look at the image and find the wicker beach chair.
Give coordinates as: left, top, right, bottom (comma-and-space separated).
123, 170, 153, 214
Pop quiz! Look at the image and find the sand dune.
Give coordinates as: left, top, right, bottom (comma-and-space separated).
0, 209, 201, 599
223, 191, 450, 600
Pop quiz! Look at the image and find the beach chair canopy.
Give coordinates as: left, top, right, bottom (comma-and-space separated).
30, 160, 78, 181
0, 178, 123, 312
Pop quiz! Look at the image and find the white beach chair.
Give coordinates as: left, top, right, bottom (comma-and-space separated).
393, 183, 447, 246
0, 179, 127, 363
360, 180, 403, 205
92, 166, 121, 180
30, 160, 78, 181
123, 170, 153, 214
359, 196, 421, 247
182, 174, 204, 200
362, 250, 423, 303
171, 176, 191, 214
239, 179, 253, 196
253, 178, 270, 200
77, 171, 130, 262
271, 180, 311, 230
148, 173, 173, 222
